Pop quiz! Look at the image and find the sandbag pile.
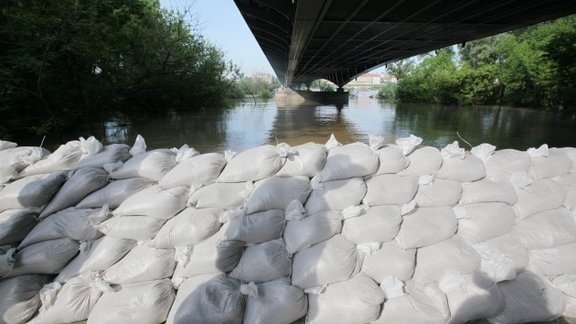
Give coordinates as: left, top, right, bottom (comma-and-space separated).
0, 134, 575, 324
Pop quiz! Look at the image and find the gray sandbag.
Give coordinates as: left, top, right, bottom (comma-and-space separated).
39, 167, 109, 219
217, 144, 287, 182
459, 178, 517, 205
0, 172, 66, 212
314, 142, 379, 182
415, 178, 462, 207
455, 202, 516, 244
243, 277, 308, 324
0, 274, 50, 324
361, 241, 416, 283
529, 147, 572, 179
307, 275, 384, 324
395, 206, 457, 249
96, 215, 166, 241
56, 236, 135, 283
19, 206, 108, 248
172, 274, 246, 324
77, 177, 154, 209
342, 205, 402, 244
109, 149, 176, 182
29, 273, 112, 324
160, 152, 226, 188
72, 143, 131, 170
166, 273, 223, 324
374, 146, 409, 175
113, 185, 188, 219
292, 235, 360, 289
0, 209, 38, 245
363, 174, 419, 206
87, 279, 175, 324
473, 234, 529, 282
305, 177, 367, 214
152, 208, 223, 249
283, 210, 342, 254
225, 209, 285, 244
245, 176, 310, 214
102, 244, 175, 284
0, 140, 17, 150
514, 178, 566, 219
276, 142, 327, 177
399, 146, 443, 176
188, 182, 251, 209
4, 238, 79, 277
485, 149, 531, 182
512, 207, 576, 249
229, 239, 291, 283
436, 152, 486, 182
0, 146, 48, 183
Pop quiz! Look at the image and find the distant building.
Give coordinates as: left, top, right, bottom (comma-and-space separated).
347, 72, 397, 88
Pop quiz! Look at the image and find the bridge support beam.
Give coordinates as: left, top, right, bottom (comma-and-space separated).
274, 88, 349, 107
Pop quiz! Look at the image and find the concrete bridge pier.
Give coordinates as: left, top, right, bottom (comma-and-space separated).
274, 87, 349, 107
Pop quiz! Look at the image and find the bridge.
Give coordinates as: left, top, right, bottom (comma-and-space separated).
234, 0, 576, 88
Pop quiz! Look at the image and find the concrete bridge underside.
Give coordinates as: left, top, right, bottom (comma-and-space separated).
234, 0, 576, 88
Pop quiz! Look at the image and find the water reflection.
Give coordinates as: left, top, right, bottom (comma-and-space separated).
19, 98, 576, 152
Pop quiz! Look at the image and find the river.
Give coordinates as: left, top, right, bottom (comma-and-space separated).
22, 94, 576, 153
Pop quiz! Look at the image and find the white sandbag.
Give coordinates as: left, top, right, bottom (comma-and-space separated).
77, 177, 154, 209
0, 274, 50, 324
73, 143, 131, 170
307, 275, 384, 324
113, 185, 188, 219
399, 146, 443, 176
152, 207, 222, 249
565, 295, 576, 320
6, 238, 79, 277
375, 146, 409, 174
160, 152, 226, 188
0, 209, 38, 245
0, 172, 66, 212
529, 242, 576, 279
485, 149, 531, 182
166, 273, 222, 324
305, 177, 367, 214
276, 142, 327, 177
455, 202, 516, 244
0, 140, 17, 150
473, 234, 528, 282
87, 279, 174, 324
514, 178, 566, 219
173, 224, 244, 278
555, 173, 576, 212
245, 176, 310, 214
230, 239, 291, 282
97, 215, 166, 241
459, 178, 517, 205
373, 281, 450, 324
109, 149, 176, 182
292, 235, 360, 289
513, 208, 576, 249
395, 206, 457, 249
29, 273, 112, 324
363, 174, 419, 206
19, 139, 90, 177
188, 182, 251, 209
361, 241, 416, 282
0, 146, 46, 183
314, 143, 379, 182
217, 144, 287, 182
440, 272, 503, 324
225, 209, 285, 244
530, 147, 572, 179
102, 244, 175, 284
342, 205, 401, 244
489, 271, 566, 323
283, 210, 342, 254
552, 274, 576, 298
170, 274, 245, 324
415, 178, 462, 207
56, 236, 135, 283
243, 277, 307, 324
413, 237, 480, 285
436, 153, 486, 182
20, 207, 108, 248
39, 167, 109, 219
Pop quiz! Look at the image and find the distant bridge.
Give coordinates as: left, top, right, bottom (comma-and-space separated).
234, 0, 576, 88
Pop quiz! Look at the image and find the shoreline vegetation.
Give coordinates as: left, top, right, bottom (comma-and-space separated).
1, 0, 574, 140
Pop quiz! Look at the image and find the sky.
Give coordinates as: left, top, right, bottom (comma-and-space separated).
159, 0, 275, 76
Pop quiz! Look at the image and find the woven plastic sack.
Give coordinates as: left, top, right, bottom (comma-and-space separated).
102, 244, 175, 284
436, 152, 486, 182
77, 177, 153, 209
243, 277, 308, 324
0, 274, 50, 324
283, 210, 342, 254
529, 147, 572, 179
514, 178, 566, 219
399, 146, 443, 176
39, 167, 109, 219
4, 238, 79, 277
276, 142, 327, 177
455, 202, 516, 244
0, 172, 66, 212
188, 182, 251, 209
160, 152, 226, 189
217, 144, 288, 182
485, 149, 531, 182
555, 173, 576, 212
230, 239, 291, 283
166, 273, 222, 324
314, 143, 379, 182
415, 178, 462, 207
307, 275, 384, 324
245, 176, 310, 214
395, 206, 457, 249
113, 185, 188, 219
0, 208, 39, 245
18, 140, 84, 177
473, 234, 529, 282
109, 149, 176, 182
375, 146, 409, 174
361, 241, 416, 282
363, 174, 419, 206
152, 207, 223, 248
73, 143, 131, 170
529, 242, 576, 279
87, 279, 174, 324
342, 205, 402, 244
225, 209, 285, 244
459, 178, 517, 205
0, 146, 47, 183
96, 215, 166, 241
513, 208, 576, 249
305, 177, 367, 214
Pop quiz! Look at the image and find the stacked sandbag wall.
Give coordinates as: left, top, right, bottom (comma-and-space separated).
0, 133, 575, 323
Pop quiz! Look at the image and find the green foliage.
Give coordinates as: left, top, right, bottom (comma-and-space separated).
0, 0, 239, 138
376, 83, 397, 101
394, 15, 576, 110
